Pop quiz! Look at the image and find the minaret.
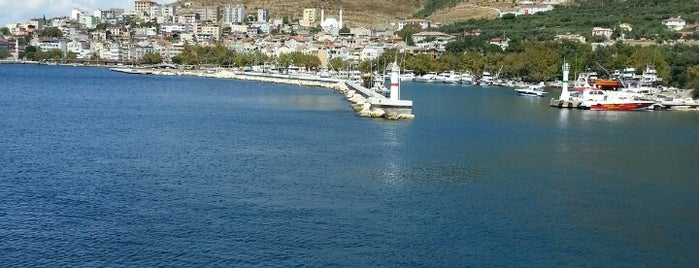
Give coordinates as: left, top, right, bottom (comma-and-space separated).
339, 7, 343, 29
15, 39, 19, 61
390, 60, 400, 101
320, 7, 324, 25
560, 62, 570, 100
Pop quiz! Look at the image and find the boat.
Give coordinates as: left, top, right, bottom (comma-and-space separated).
514, 82, 547, 97
414, 72, 438, 83
460, 73, 474, 85
550, 62, 656, 110
478, 71, 493, 86
578, 89, 655, 111
440, 71, 461, 84
371, 76, 390, 96
400, 70, 416, 81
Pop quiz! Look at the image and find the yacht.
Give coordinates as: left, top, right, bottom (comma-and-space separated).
514, 82, 547, 97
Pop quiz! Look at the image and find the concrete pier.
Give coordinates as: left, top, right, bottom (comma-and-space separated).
110, 67, 414, 120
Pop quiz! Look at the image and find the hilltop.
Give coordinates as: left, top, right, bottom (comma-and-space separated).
176, 0, 515, 27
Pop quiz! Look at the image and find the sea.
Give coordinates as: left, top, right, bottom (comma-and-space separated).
1, 64, 698, 267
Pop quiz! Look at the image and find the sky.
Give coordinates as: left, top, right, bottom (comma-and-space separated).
0, 0, 176, 27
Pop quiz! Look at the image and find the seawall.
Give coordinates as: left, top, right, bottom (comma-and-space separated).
118, 67, 415, 120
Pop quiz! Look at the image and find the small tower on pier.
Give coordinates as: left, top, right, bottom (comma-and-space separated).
389, 60, 400, 101
560, 62, 570, 100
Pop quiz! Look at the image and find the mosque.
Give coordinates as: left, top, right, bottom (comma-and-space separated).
319, 7, 343, 33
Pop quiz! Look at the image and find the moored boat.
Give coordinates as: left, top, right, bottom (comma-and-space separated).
514, 82, 547, 97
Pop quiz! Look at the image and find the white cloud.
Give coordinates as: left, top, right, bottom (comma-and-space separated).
0, 0, 176, 26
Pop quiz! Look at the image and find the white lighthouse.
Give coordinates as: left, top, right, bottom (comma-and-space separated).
389, 60, 400, 101
560, 62, 570, 100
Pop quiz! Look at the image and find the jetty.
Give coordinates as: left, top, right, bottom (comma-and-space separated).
109, 63, 414, 120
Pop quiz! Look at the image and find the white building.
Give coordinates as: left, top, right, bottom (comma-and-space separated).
301, 8, 317, 27
360, 46, 384, 61
518, 4, 554, 15
71, 8, 86, 21
81, 16, 97, 29
591, 27, 614, 40
197, 6, 219, 22
37, 38, 68, 54
411, 31, 453, 43
320, 7, 343, 33
662, 16, 686, 31
177, 14, 197, 26
161, 23, 188, 34
257, 9, 269, 23
223, 5, 246, 25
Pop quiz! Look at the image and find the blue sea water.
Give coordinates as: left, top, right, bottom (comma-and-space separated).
0, 64, 698, 267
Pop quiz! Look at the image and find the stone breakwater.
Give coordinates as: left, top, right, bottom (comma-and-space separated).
119, 67, 415, 120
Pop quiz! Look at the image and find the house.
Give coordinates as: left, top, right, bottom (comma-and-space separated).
489, 37, 509, 50
518, 4, 554, 15
134, 0, 157, 18
662, 16, 686, 31
464, 29, 482, 36
397, 19, 431, 31
411, 31, 453, 43
37, 38, 68, 54
554, 33, 586, 43
591, 27, 613, 40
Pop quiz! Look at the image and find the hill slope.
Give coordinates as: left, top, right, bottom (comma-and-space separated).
179, 0, 424, 27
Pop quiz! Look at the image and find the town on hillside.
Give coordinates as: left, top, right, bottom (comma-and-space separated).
1, 0, 698, 94
0, 0, 616, 66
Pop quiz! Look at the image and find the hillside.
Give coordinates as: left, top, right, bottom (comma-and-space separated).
179, 0, 423, 27
178, 0, 519, 27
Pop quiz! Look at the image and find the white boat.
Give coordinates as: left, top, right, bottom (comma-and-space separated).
414, 72, 438, 83
578, 89, 655, 111
479, 71, 493, 86
400, 71, 416, 81
514, 82, 547, 97
439, 71, 461, 84
460, 73, 474, 85
371, 77, 390, 96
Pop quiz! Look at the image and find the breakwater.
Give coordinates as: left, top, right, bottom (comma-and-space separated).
111, 67, 415, 120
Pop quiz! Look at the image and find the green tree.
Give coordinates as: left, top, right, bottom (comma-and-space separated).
24, 45, 38, 60
0, 27, 9, 36
521, 41, 561, 81
339, 25, 350, 34
396, 24, 421, 46
41, 27, 63, 38
66, 51, 78, 59
328, 57, 349, 71
0, 49, 11, 59
686, 65, 699, 98
626, 46, 670, 84
142, 51, 163, 64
